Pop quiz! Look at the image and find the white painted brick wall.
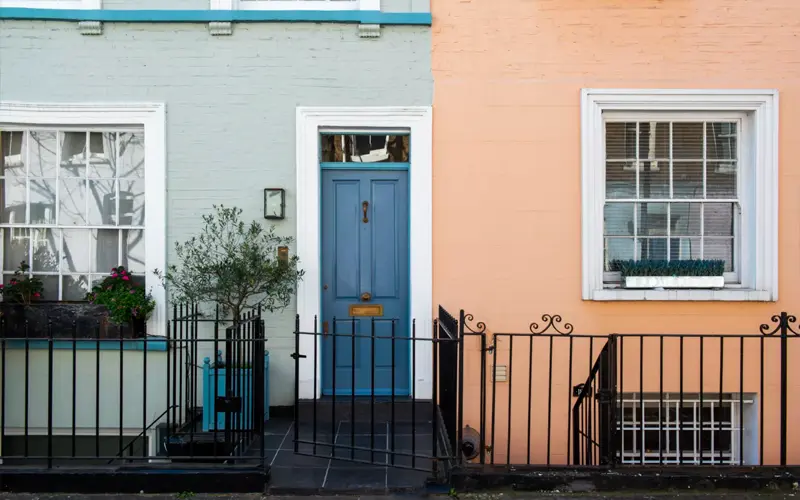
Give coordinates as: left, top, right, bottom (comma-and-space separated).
0, 20, 432, 405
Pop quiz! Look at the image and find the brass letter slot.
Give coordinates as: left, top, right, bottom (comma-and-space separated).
349, 304, 384, 317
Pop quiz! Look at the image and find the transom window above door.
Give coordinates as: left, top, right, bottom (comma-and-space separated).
603, 120, 740, 283
320, 133, 409, 163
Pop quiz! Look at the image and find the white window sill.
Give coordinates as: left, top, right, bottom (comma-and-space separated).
591, 288, 774, 302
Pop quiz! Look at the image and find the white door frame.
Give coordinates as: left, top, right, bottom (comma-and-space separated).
295, 106, 433, 399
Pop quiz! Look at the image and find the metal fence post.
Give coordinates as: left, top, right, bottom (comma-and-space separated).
780, 312, 788, 467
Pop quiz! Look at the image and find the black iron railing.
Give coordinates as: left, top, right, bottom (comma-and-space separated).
0, 304, 266, 468
457, 311, 800, 468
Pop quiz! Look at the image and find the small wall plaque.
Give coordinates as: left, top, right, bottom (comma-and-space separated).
349, 304, 384, 317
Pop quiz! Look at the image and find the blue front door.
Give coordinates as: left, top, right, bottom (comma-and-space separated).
321, 169, 410, 396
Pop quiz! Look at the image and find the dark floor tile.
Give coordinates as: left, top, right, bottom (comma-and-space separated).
261, 432, 291, 449
386, 467, 431, 488
270, 448, 331, 467
330, 435, 388, 466
269, 465, 327, 490
263, 418, 293, 435
323, 467, 387, 491
335, 420, 390, 434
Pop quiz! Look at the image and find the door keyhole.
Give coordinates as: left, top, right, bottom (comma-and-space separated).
362, 201, 369, 223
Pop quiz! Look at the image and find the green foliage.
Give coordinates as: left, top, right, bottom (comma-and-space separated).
609, 259, 725, 277
88, 266, 156, 324
0, 262, 44, 305
154, 205, 304, 322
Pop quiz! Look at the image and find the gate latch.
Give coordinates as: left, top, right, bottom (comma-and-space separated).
215, 396, 242, 413
595, 389, 614, 403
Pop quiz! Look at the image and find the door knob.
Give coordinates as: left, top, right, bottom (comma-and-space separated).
361, 292, 372, 302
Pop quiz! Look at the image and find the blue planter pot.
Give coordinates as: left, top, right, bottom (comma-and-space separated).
202, 351, 269, 432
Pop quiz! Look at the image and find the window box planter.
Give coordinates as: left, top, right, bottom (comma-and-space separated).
202, 352, 270, 432
0, 301, 145, 339
623, 276, 725, 289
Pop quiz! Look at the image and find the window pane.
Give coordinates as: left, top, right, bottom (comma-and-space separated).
122, 229, 145, 271
673, 237, 702, 260
62, 229, 91, 273
637, 162, 668, 199
706, 122, 737, 161
59, 132, 87, 177
4, 228, 30, 271
640, 238, 668, 260
32, 228, 59, 272
704, 203, 734, 236
704, 239, 733, 272
672, 203, 701, 236
707, 164, 737, 198
604, 203, 634, 236
672, 122, 704, 160
637, 122, 669, 160
606, 122, 636, 159
29, 178, 56, 224
1, 131, 26, 174
59, 178, 87, 225
606, 162, 635, 199
37, 275, 58, 301
88, 132, 116, 178
638, 203, 668, 236
28, 131, 57, 177
320, 134, 409, 163
92, 229, 119, 273
62, 274, 90, 301
605, 238, 635, 271
119, 132, 144, 178
672, 162, 704, 199
118, 179, 145, 225
1, 176, 27, 224
88, 180, 116, 225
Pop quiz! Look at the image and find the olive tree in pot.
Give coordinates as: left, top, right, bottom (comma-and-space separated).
154, 205, 304, 432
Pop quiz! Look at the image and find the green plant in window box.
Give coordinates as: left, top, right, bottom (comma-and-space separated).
609, 259, 726, 277
87, 266, 155, 333
0, 261, 44, 306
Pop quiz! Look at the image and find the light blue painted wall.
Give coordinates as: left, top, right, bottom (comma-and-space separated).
0, 20, 432, 407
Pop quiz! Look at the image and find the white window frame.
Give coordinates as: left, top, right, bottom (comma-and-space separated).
0, 0, 100, 8
0, 102, 166, 336
211, 0, 376, 11
581, 89, 778, 302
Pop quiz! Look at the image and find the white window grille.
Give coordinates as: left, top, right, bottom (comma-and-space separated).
618, 393, 753, 465
0, 128, 146, 300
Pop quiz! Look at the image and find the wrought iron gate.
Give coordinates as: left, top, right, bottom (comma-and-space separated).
291, 309, 461, 475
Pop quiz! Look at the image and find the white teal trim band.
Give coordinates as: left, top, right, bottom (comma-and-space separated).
0, 7, 432, 24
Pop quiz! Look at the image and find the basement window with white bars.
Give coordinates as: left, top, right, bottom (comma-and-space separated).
618, 393, 754, 465
603, 117, 743, 285
0, 129, 145, 300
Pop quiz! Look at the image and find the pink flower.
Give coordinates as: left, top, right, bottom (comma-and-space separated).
111, 273, 118, 278
0, 284, 4, 289
33, 292, 40, 298
122, 276, 130, 281
129, 289, 136, 294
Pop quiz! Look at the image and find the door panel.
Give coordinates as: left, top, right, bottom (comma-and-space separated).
321, 170, 409, 396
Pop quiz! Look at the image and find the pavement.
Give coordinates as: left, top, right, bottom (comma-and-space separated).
1, 493, 800, 500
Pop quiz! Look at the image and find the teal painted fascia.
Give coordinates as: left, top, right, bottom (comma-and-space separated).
0, 8, 432, 25
3, 338, 168, 351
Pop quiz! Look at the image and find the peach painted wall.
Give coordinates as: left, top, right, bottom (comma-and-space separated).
432, 0, 800, 465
